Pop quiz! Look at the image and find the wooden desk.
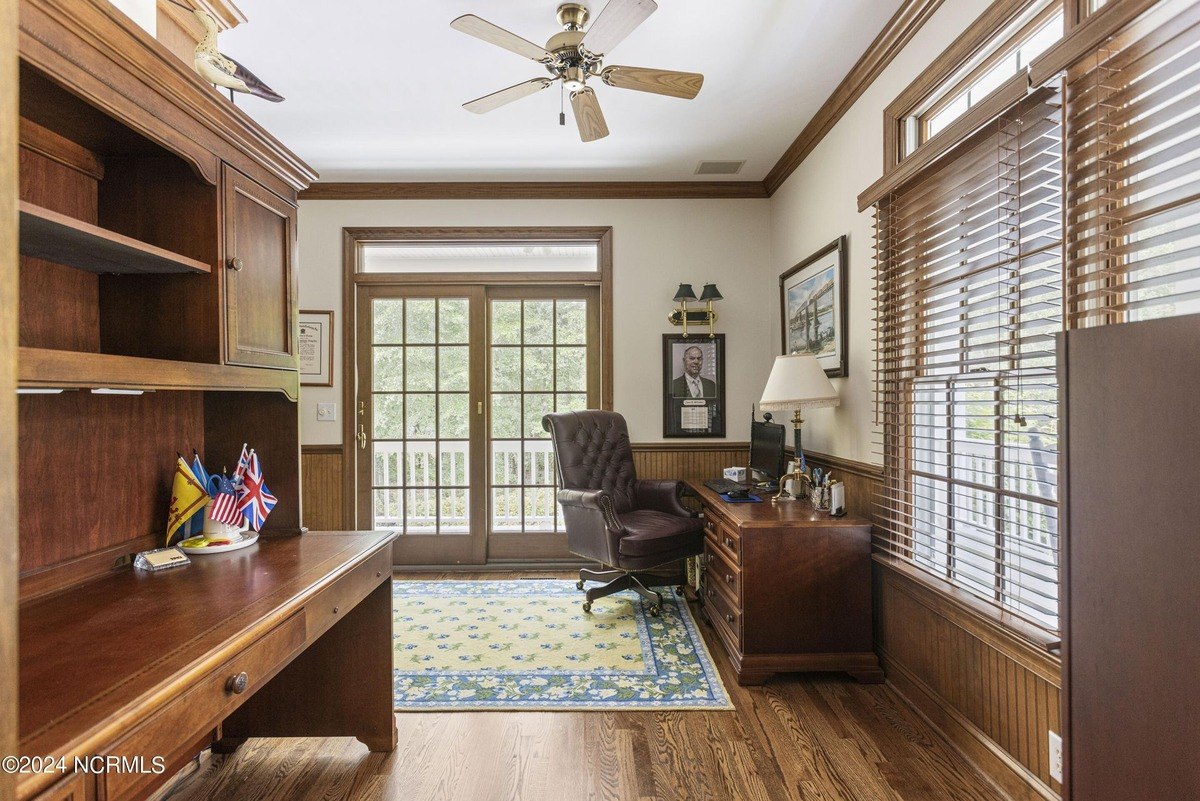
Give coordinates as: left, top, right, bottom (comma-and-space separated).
17, 532, 396, 801
687, 481, 883, 686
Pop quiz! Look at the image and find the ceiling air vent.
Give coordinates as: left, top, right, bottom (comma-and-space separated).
695, 160, 745, 176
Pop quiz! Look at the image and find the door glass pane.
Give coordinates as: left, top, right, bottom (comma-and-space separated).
488, 298, 593, 535
370, 297, 471, 536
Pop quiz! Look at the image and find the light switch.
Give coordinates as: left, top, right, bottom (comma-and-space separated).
316, 402, 337, 422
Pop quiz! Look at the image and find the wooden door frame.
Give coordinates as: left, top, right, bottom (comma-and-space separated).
340, 226, 613, 535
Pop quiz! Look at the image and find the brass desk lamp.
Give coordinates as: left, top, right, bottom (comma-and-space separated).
758, 354, 840, 503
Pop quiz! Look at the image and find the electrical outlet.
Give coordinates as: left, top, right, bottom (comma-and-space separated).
316, 402, 337, 422
1048, 731, 1063, 783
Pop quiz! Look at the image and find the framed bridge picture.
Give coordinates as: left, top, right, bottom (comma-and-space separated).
780, 236, 848, 377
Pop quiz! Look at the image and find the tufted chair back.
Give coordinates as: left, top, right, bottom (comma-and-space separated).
542, 410, 638, 514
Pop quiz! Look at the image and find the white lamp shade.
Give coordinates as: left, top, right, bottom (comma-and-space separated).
759, 354, 840, 412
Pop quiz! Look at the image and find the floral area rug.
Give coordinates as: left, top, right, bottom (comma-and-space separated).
393, 579, 732, 710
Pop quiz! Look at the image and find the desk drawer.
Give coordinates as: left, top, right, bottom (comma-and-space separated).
702, 513, 741, 566
31, 772, 89, 801
305, 548, 391, 640
101, 612, 306, 801
703, 575, 741, 644
704, 541, 741, 605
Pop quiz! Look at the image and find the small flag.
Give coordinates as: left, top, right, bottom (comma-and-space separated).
207, 473, 244, 527
166, 456, 209, 547
236, 450, 277, 531
187, 450, 212, 536
231, 443, 251, 492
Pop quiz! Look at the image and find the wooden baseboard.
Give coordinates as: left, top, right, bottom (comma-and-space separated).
882, 654, 1058, 801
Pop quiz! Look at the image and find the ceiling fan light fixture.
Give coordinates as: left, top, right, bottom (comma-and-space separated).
562, 66, 587, 94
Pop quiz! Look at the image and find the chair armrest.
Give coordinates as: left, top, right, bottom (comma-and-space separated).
634, 479, 695, 518
557, 489, 623, 533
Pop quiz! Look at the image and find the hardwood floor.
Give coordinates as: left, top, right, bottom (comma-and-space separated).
155, 572, 1005, 801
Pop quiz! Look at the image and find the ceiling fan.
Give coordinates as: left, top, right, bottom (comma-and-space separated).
451, 0, 703, 142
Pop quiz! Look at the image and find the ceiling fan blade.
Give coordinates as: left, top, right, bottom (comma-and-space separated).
570, 87, 610, 142
579, 0, 658, 57
464, 78, 555, 114
601, 66, 703, 99
450, 14, 553, 63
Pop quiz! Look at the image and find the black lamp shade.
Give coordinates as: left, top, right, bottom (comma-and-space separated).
673, 283, 697, 302
699, 283, 723, 302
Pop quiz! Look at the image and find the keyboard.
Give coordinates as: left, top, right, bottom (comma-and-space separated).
704, 479, 746, 495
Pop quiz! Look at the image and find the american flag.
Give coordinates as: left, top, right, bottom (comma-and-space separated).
207, 473, 243, 527
236, 450, 277, 531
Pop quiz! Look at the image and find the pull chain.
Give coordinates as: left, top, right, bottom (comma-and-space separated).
559, 81, 566, 126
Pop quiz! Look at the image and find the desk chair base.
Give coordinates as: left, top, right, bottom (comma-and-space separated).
577, 566, 686, 617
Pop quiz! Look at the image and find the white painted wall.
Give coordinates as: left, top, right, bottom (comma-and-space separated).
768, 0, 995, 466
107, 0, 156, 36
297, 199, 773, 445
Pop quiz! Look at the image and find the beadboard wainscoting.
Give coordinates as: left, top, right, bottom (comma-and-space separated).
300, 445, 345, 531
802, 452, 1062, 801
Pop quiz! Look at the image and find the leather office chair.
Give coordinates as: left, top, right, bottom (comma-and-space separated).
542, 410, 704, 616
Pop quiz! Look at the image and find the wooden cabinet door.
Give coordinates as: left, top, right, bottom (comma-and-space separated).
222, 165, 297, 369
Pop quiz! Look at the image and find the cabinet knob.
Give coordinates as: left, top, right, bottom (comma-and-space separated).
725, 573, 734, 584
332, 606, 340, 614
725, 614, 734, 624
227, 257, 244, 272
226, 672, 249, 694
723, 536, 733, 549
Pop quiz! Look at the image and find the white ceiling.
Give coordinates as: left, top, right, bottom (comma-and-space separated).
221, 0, 903, 182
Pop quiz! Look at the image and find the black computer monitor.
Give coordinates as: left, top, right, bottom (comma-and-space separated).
749, 420, 786, 484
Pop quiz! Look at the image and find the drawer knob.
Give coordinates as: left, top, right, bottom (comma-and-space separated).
725, 573, 733, 584
332, 606, 340, 614
227, 256, 244, 272
706, 588, 713, 599
725, 614, 734, 624
723, 536, 733, 549
376, 571, 383, 578
226, 672, 249, 694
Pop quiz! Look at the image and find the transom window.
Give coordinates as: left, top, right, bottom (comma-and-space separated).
902, 2, 1063, 157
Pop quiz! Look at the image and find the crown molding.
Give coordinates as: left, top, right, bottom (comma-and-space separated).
299, 181, 768, 201
762, 0, 946, 196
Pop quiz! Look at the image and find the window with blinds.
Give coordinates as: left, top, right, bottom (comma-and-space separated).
1065, 0, 1200, 326
874, 88, 1064, 631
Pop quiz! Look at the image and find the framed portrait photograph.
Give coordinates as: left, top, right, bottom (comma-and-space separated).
779, 236, 848, 377
662, 334, 726, 438
298, 310, 334, 386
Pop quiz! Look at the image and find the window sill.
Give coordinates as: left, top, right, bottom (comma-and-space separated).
873, 552, 1062, 676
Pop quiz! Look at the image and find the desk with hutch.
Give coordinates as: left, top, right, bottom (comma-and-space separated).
2, 2, 397, 799
688, 481, 883, 686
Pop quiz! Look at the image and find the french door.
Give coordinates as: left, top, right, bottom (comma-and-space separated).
356, 284, 600, 565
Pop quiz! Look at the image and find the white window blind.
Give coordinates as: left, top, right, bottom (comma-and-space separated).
1065, 0, 1200, 326
874, 87, 1064, 631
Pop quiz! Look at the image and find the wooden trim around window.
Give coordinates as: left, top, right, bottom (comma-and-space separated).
764, 0, 947, 195
882, 0, 1051, 173
340, 226, 614, 530
301, 182, 767, 201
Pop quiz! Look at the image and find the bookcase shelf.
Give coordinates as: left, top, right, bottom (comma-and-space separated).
19, 201, 211, 275
18, 347, 299, 401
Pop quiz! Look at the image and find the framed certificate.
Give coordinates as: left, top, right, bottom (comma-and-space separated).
298, 310, 334, 386
662, 333, 726, 438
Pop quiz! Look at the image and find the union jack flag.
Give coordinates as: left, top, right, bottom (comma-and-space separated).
231, 443, 251, 492
207, 472, 243, 527
236, 450, 277, 531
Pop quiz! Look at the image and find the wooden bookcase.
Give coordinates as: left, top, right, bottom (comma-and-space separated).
13, 2, 316, 591
0, 5, 408, 801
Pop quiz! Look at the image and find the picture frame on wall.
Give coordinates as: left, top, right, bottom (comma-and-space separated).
662, 333, 726, 438
779, 236, 848, 377
298, 310, 334, 387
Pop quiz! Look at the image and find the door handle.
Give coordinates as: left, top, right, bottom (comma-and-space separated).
357, 424, 367, 450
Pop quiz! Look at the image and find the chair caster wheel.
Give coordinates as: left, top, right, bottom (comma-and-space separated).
576, 580, 585, 590
647, 605, 661, 617
582, 601, 592, 613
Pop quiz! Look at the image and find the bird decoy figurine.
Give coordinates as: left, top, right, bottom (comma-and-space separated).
187, 5, 284, 103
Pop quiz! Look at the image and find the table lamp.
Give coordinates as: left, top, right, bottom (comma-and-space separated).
759, 354, 840, 502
